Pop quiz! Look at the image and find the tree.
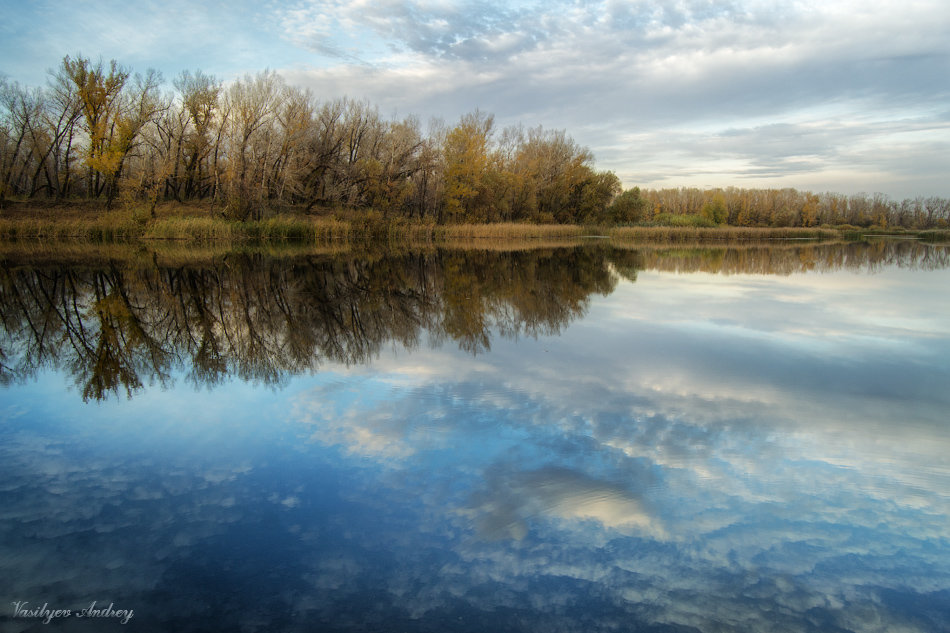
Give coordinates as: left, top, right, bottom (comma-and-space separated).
572, 169, 620, 223
268, 84, 315, 204
361, 117, 424, 217
0, 80, 40, 202
513, 126, 595, 222
701, 192, 727, 225
800, 193, 820, 226
61, 55, 163, 206
442, 110, 493, 222
62, 56, 129, 198
221, 70, 283, 219
608, 186, 648, 224
174, 70, 221, 200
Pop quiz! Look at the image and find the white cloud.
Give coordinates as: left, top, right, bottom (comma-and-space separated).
275, 0, 950, 196
3, 0, 948, 195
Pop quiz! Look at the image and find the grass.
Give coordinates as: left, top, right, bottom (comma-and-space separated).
0, 213, 142, 241
647, 213, 718, 228
0, 200, 947, 245
918, 230, 950, 242
439, 222, 588, 239
0, 202, 353, 243
143, 216, 236, 241
0, 239, 352, 267
608, 225, 840, 242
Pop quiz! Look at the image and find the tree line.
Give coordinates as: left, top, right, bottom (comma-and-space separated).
0, 55, 632, 223
638, 187, 950, 230
1, 54, 948, 228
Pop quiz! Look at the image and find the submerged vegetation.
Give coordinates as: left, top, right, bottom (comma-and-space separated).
1, 53, 948, 239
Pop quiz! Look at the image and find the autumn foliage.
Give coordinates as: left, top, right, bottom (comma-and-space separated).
1, 55, 948, 228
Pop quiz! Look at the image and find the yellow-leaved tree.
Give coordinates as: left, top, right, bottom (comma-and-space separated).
442, 110, 494, 223
62, 55, 162, 207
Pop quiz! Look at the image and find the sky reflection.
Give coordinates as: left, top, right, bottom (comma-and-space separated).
1, 244, 949, 632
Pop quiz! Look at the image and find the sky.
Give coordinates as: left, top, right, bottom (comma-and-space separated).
1, 0, 949, 198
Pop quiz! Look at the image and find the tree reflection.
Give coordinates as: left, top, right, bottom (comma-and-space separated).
0, 248, 617, 400
630, 239, 950, 275
0, 241, 946, 401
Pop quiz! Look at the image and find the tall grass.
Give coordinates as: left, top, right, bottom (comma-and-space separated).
4, 201, 941, 245
244, 215, 351, 241
0, 240, 352, 266
144, 217, 237, 241
916, 230, 950, 243
1, 212, 353, 244
440, 223, 588, 240
0, 210, 144, 241
647, 213, 718, 228
608, 226, 839, 242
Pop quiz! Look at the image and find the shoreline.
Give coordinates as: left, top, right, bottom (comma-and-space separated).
0, 201, 947, 246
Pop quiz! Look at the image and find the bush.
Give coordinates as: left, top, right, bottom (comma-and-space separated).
700, 194, 727, 224
609, 187, 649, 224
652, 213, 717, 228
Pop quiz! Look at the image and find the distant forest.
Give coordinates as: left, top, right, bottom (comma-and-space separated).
2, 55, 948, 228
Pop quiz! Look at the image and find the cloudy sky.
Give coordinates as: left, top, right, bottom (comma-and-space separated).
2, 0, 949, 198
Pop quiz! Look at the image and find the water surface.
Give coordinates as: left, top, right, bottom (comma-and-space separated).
1, 242, 949, 632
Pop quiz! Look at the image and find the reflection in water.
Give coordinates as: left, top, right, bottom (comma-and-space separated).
463, 465, 664, 541
0, 248, 620, 399
0, 240, 949, 632
0, 241, 945, 401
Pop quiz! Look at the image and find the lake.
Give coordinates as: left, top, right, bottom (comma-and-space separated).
1, 240, 949, 632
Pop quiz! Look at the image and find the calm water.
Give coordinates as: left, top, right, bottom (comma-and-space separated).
1, 242, 949, 632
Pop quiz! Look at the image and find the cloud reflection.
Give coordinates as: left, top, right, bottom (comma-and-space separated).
2, 246, 949, 631
462, 465, 664, 541
283, 256, 950, 630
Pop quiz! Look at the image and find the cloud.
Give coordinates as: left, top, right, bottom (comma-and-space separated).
277, 0, 950, 113
276, 0, 950, 196
3, 0, 948, 195
280, 0, 549, 64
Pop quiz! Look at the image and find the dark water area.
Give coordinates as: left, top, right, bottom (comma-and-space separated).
1, 241, 949, 632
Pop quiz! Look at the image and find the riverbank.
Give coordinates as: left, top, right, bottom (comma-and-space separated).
1, 201, 947, 244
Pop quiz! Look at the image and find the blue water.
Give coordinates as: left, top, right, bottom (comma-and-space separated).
1, 244, 949, 632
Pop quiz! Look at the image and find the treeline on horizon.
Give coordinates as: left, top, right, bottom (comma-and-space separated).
2, 55, 949, 229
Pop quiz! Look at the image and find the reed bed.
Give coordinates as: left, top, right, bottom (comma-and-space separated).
3, 201, 944, 246
439, 222, 589, 240
143, 216, 237, 241
143, 215, 354, 242
0, 214, 143, 241
918, 230, 950, 242
0, 212, 353, 244
243, 216, 351, 241
437, 236, 595, 251
346, 221, 593, 249
0, 240, 352, 267
607, 226, 839, 242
